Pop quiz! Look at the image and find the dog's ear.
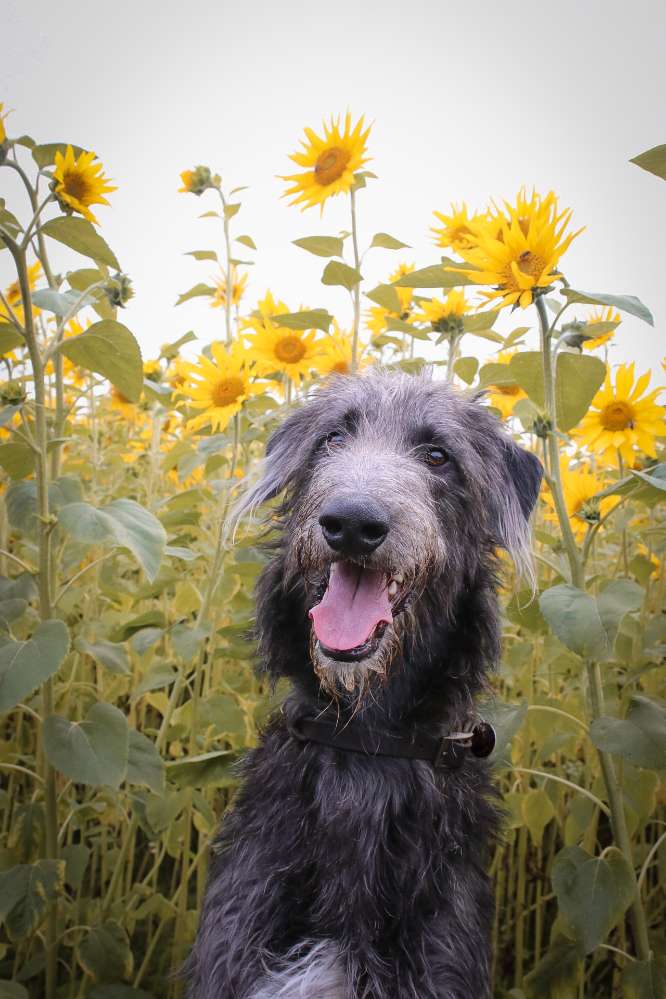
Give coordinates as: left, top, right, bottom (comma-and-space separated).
231, 403, 318, 523
492, 437, 543, 581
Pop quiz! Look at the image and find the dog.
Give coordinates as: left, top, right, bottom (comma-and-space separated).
186, 370, 542, 998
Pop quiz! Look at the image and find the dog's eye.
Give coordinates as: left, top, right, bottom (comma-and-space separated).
325, 431, 345, 449
424, 446, 448, 467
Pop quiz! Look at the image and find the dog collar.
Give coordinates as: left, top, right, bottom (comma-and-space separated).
287, 714, 496, 771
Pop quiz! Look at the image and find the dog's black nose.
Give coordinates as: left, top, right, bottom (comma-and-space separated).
319, 497, 389, 556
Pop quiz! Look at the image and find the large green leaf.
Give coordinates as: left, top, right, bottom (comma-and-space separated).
166, 749, 240, 788
562, 289, 654, 326
623, 957, 666, 999
391, 262, 475, 288
31, 142, 86, 168
292, 235, 343, 257
0, 860, 64, 941
44, 702, 129, 788
77, 921, 133, 982
74, 637, 130, 675
59, 320, 143, 402
58, 498, 166, 581
552, 845, 635, 954
555, 353, 606, 431
365, 283, 402, 312
0, 324, 24, 355
630, 144, 666, 182
596, 579, 644, 648
321, 260, 362, 290
523, 935, 580, 998
369, 232, 409, 250
539, 585, 609, 659
0, 442, 35, 480
174, 282, 216, 306
272, 309, 333, 333
126, 729, 164, 793
31, 287, 91, 317
0, 620, 69, 713
590, 696, 666, 769
40, 216, 119, 269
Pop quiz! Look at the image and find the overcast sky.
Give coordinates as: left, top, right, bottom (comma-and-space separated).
3, 0, 665, 375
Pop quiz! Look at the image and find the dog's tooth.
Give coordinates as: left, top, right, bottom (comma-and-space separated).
388, 580, 398, 598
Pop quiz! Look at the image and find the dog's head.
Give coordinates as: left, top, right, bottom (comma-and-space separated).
238, 371, 542, 696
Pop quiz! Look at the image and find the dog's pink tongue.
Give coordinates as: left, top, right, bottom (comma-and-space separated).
309, 562, 392, 652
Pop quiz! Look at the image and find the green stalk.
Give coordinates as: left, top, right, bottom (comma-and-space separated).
350, 187, 361, 373
535, 294, 651, 962
217, 188, 234, 345
2, 231, 59, 998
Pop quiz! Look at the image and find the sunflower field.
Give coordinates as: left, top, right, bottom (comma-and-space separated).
0, 104, 665, 999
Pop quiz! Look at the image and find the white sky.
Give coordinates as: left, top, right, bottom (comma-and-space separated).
3, 0, 665, 375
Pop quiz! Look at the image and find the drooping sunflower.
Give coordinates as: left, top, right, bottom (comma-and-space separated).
486, 351, 528, 420
431, 203, 485, 254
413, 289, 469, 333
1, 261, 43, 327
211, 266, 248, 309
573, 363, 665, 466
179, 165, 213, 195
52, 146, 116, 225
582, 306, 621, 351
543, 461, 618, 540
453, 189, 584, 309
245, 320, 324, 382
281, 112, 371, 212
180, 343, 263, 433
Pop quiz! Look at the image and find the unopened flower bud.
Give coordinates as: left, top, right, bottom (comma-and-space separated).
104, 272, 134, 308
0, 380, 27, 406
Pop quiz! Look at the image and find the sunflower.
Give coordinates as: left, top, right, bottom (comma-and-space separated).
211, 266, 248, 309
144, 360, 163, 382
281, 112, 371, 212
543, 461, 618, 540
573, 363, 665, 466
179, 165, 213, 195
245, 321, 324, 382
431, 203, 485, 254
413, 290, 469, 333
388, 261, 415, 315
1, 261, 43, 327
453, 189, 583, 309
582, 307, 621, 351
110, 386, 140, 421
52, 146, 116, 225
486, 351, 528, 420
317, 322, 371, 376
180, 343, 263, 433
167, 357, 190, 391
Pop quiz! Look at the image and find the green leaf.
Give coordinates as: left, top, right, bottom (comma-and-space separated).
236, 234, 257, 250
555, 353, 606, 431
0, 981, 29, 998
31, 287, 90, 317
272, 309, 333, 333
0, 620, 69, 713
552, 845, 635, 954
590, 695, 666, 769
477, 698, 527, 768
175, 283, 216, 306
58, 499, 166, 581
185, 249, 218, 261
562, 288, 654, 326
321, 260, 362, 290
74, 637, 130, 675
31, 142, 86, 168
40, 216, 119, 269
392, 261, 475, 288
126, 729, 165, 793
293, 235, 344, 258
166, 749, 240, 788
61, 844, 90, 890
77, 921, 133, 982
365, 283, 402, 312
159, 330, 197, 360
110, 610, 166, 643
463, 309, 499, 333
630, 144, 666, 182
224, 203, 241, 220
0, 861, 64, 941
44, 702, 129, 788
59, 319, 143, 402
369, 232, 410, 250
623, 957, 666, 999
386, 318, 429, 338
135, 662, 178, 695
593, 463, 666, 506
521, 788, 556, 846
0, 443, 35, 480
0, 324, 24, 355
595, 579, 644, 648
523, 935, 580, 998
539, 584, 610, 659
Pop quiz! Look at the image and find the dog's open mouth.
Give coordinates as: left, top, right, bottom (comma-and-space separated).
308, 562, 407, 663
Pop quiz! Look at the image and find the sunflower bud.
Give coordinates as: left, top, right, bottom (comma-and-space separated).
532, 414, 551, 439
103, 272, 134, 308
0, 380, 27, 406
434, 316, 465, 338
559, 320, 589, 351
179, 165, 216, 196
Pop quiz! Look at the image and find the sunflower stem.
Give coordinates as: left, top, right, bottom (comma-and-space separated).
217, 188, 233, 345
350, 188, 361, 373
535, 293, 652, 964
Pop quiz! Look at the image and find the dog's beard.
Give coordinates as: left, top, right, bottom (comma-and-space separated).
309, 622, 403, 698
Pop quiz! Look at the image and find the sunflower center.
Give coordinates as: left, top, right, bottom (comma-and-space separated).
274, 335, 306, 363
314, 147, 350, 186
600, 400, 634, 431
211, 376, 245, 408
494, 383, 521, 397
63, 170, 92, 203
331, 359, 350, 375
517, 250, 547, 279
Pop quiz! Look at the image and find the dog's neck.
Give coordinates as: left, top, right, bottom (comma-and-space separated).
255, 554, 501, 732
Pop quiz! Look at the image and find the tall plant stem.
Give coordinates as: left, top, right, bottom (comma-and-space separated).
535, 294, 651, 962
2, 231, 59, 997
350, 188, 361, 373
217, 189, 233, 345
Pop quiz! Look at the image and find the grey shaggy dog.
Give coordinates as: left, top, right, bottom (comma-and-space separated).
185, 370, 542, 999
